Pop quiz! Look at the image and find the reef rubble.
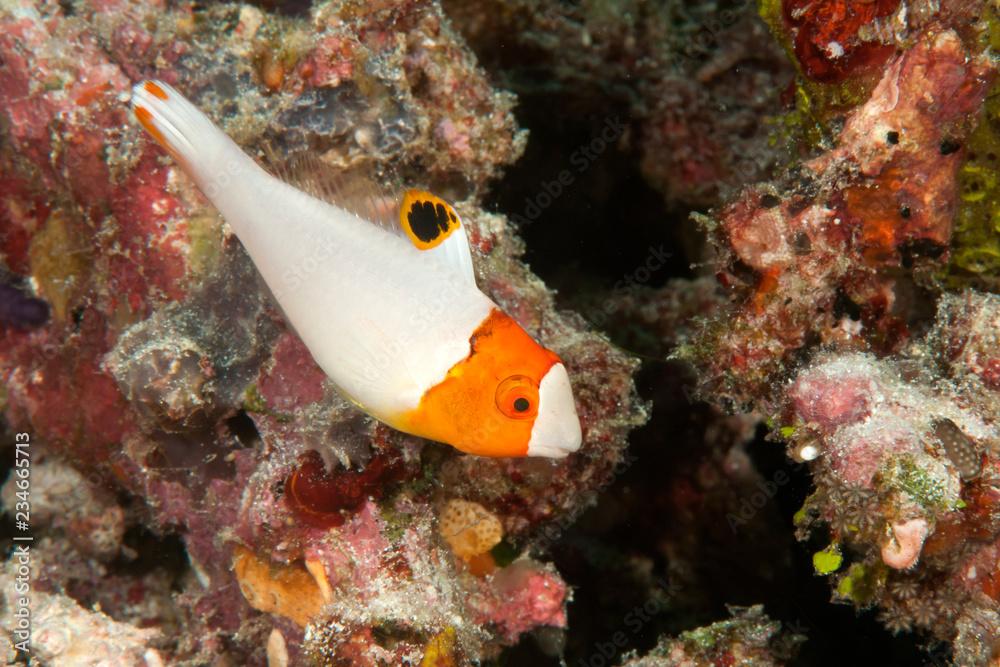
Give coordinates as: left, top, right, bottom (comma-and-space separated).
665, 2, 1000, 663
2, 0, 1000, 665
0, 0, 645, 664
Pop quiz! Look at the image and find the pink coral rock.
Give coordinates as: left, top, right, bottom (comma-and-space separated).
789, 369, 874, 430
0, 1, 644, 664
472, 560, 569, 643
880, 518, 929, 570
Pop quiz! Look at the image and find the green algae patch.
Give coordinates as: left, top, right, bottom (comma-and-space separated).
792, 504, 811, 528
242, 383, 292, 422
185, 211, 224, 278
766, 83, 833, 151
949, 93, 1000, 285
681, 623, 727, 651
835, 562, 884, 605
883, 456, 952, 512
947, 3, 1000, 288
812, 543, 843, 575
242, 384, 269, 413
379, 503, 413, 544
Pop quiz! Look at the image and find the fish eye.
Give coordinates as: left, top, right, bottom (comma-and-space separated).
496, 375, 538, 420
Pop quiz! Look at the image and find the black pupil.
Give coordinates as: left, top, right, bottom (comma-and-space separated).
513, 397, 530, 412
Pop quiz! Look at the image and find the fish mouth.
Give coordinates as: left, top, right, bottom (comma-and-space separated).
526, 363, 582, 458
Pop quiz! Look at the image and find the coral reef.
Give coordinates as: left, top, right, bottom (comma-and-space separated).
0, 561, 164, 667
667, 1, 1000, 662
0, 0, 644, 664
507, 0, 1000, 662
445, 0, 795, 210
685, 24, 994, 405
618, 605, 800, 667
3, 0, 1000, 664
786, 292, 1000, 664
0, 460, 125, 560
785, 344, 1000, 648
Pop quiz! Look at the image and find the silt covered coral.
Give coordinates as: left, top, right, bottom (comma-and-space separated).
4, 0, 1000, 664
667, 1, 1000, 662
0, 0, 645, 664
618, 605, 801, 667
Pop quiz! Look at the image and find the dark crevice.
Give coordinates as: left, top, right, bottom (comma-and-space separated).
461, 10, 928, 665
226, 409, 261, 448
485, 92, 693, 305
112, 525, 188, 583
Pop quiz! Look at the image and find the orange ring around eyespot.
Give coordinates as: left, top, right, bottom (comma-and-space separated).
400, 189, 460, 250
495, 375, 538, 420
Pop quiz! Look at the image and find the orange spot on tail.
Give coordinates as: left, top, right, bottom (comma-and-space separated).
143, 81, 169, 100
134, 107, 168, 147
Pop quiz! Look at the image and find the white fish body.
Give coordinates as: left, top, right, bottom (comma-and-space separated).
131, 80, 581, 458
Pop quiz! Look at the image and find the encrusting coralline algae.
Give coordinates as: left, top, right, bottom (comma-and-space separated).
2, 0, 1000, 665
0, 0, 645, 663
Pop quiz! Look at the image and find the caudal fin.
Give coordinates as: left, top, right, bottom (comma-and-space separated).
130, 79, 266, 203
131, 81, 210, 164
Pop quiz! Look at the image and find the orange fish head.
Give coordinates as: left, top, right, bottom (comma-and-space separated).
398, 310, 582, 458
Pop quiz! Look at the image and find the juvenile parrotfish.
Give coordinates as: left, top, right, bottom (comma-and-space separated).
130, 80, 581, 458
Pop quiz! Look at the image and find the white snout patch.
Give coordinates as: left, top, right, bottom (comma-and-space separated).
526, 363, 582, 458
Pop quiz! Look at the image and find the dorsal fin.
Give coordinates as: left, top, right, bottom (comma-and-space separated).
262, 146, 400, 233
398, 189, 476, 285
262, 147, 476, 285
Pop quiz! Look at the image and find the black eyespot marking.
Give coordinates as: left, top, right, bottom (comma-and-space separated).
513, 397, 530, 412
407, 200, 453, 243
886, 130, 900, 145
